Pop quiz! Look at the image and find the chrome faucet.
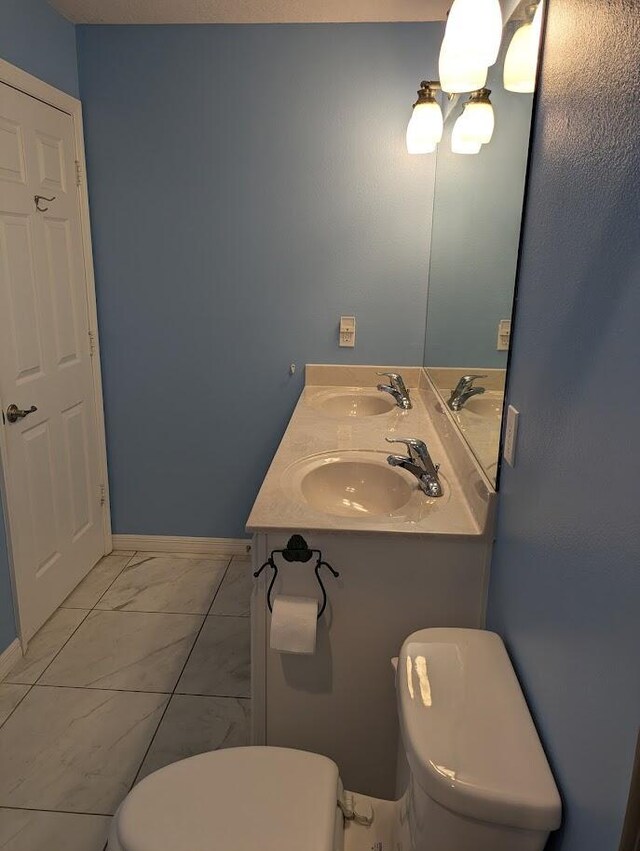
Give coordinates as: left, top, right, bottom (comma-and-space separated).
376, 372, 412, 410
447, 375, 487, 411
386, 437, 443, 498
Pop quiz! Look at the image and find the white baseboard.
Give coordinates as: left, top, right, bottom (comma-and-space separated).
0, 638, 22, 682
111, 534, 252, 557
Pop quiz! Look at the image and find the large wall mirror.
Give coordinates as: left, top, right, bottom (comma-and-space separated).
422, 1, 542, 486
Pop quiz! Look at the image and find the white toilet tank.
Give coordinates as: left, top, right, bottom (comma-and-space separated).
395, 628, 561, 851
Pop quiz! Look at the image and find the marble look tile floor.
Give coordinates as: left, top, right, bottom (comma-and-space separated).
0, 550, 252, 851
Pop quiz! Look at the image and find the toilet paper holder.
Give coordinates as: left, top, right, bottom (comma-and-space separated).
253, 534, 339, 619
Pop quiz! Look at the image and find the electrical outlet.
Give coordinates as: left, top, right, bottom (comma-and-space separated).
339, 315, 356, 347
503, 405, 519, 467
497, 319, 511, 351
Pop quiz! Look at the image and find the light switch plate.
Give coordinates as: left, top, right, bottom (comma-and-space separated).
503, 405, 519, 467
339, 315, 356, 347
497, 319, 511, 351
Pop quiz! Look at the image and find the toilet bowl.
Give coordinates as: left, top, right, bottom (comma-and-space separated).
109, 628, 561, 851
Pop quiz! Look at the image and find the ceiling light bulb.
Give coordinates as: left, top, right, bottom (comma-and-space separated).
444, 0, 504, 68
439, 36, 489, 94
406, 82, 444, 154
504, 3, 544, 93
462, 89, 495, 143
451, 112, 482, 155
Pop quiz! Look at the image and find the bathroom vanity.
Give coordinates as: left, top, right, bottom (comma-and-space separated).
247, 365, 496, 799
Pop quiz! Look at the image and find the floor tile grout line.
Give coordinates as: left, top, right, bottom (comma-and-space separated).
88, 550, 140, 612
61, 608, 245, 617
60, 550, 137, 612
205, 612, 250, 618
173, 691, 250, 700
206, 556, 234, 617
0, 804, 114, 818
26, 683, 174, 695
0, 682, 33, 731
14, 681, 250, 699
28, 608, 93, 689
8, 681, 250, 700
127, 555, 234, 790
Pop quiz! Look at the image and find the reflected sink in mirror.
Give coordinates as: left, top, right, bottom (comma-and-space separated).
309, 389, 396, 418
454, 394, 503, 418
447, 388, 504, 479
283, 450, 448, 520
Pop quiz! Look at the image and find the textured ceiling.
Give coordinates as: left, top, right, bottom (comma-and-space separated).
48, 0, 451, 24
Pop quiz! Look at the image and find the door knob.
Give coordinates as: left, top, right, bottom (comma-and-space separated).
6, 404, 37, 424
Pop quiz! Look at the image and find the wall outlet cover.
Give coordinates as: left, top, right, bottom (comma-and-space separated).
497, 318, 511, 351
339, 315, 356, 347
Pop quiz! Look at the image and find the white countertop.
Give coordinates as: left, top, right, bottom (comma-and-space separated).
247, 366, 494, 537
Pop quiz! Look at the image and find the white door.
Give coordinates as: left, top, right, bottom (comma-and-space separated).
0, 81, 106, 641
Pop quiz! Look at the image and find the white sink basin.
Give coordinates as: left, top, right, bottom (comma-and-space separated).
309, 389, 396, 418
455, 396, 503, 417
284, 451, 415, 519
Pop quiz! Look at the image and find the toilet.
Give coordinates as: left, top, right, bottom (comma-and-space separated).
109, 628, 561, 851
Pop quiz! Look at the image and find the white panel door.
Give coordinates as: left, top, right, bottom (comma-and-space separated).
0, 81, 105, 641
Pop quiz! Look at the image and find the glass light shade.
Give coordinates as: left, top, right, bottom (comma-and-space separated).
444, 0, 504, 67
439, 35, 488, 94
463, 99, 495, 143
451, 113, 482, 155
503, 4, 543, 93
406, 100, 444, 154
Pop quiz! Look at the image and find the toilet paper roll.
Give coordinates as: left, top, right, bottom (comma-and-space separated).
270, 595, 318, 655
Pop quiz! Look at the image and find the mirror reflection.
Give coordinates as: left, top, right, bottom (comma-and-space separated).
421, 3, 541, 485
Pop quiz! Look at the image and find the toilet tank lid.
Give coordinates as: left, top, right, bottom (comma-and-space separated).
397, 628, 561, 832
115, 747, 340, 851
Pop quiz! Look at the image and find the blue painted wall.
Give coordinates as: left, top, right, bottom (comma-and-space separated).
424, 28, 534, 368
487, 1, 640, 850
0, 0, 79, 651
0, 0, 78, 97
77, 23, 442, 538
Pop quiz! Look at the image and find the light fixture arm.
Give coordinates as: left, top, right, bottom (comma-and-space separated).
413, 80, 456, 109
413, 80, 441, 107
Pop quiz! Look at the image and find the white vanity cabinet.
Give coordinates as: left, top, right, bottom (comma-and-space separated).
250, 530, 491, 799
247, 366, 496, 799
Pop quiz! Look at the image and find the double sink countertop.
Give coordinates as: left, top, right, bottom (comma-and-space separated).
247, 365, 496, 538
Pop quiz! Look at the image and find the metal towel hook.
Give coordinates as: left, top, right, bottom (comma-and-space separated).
253, 535, 340, 620
34, 195, 56, 212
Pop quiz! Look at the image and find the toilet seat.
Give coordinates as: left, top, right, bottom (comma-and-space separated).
112, 746, 341, 851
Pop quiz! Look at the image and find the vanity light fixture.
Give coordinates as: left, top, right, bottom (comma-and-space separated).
451, 109, 482, 155
460, 88, 495, 144
439, 0, 503, 93
438, 38, 488, 95
406, 81, 444, 154
504, 3, 544, 93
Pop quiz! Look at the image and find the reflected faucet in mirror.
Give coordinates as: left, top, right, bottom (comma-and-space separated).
376, 372, 412, 410
385, 437, 443, 498
448, 375, 487, 411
